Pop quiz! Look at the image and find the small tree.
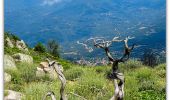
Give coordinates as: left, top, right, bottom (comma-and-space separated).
142, 49, 159, 67
34, 42, 46, 53
47, 40, 60, 57
77, 36, 135, 100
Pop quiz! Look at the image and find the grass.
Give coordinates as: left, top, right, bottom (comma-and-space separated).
4, 50, 166, 100
64, 66, 84, 81
4, 33, 166, 99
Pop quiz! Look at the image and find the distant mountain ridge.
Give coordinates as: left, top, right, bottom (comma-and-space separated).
4, 0, 166, 60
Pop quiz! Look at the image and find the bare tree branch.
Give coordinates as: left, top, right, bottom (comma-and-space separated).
84, 36, 135, 100
119, 36, 135, 62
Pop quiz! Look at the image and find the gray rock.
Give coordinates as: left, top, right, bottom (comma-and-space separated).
39, 61, 49, 69
4, 55, 16, 69
5, 37, 14, 48
35, 61, 64, 80
4, 73, 11, 83
13, 53, 33, 64
36, 62, 63, 80
16, 40, 28, 51
36, 66, 58, 80
4, 90, 23, 100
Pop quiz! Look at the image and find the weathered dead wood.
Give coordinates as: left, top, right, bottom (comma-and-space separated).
91, 36, 135, 100
43, 59, 88, 100
43, 91, 56, 100
43, 60, 67, 100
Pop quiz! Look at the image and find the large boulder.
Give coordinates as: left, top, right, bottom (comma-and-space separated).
13, 53, 33, 64
5, 37, 14, 48
39, 61, 49, 69
4, 55, 16, 69
16, 40, 28, 51
4, 73, 11, 83
36, 66, 58, 80
36, 61, 64, 80
4, 90, 23, 100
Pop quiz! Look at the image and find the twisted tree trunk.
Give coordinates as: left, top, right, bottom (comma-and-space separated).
43, 61, 67, 100
110, 72, 124, 100
91, 36, 135, 100
53, 63, 67, 100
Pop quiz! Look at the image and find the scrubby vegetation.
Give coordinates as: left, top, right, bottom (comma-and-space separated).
47, 39, 60, 58
4, 32, 21, 42
4, 33, 166, 100
34, 43, 46, 53
5, 58, 166, 99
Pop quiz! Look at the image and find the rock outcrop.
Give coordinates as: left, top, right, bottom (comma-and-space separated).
5, 36, 28, 52
36, 61, 63, 80
13, 53, 33, 64
16, 40, 28, 51
39, 61, 49, 69
4, 90, 23, 100
36, 66, 58, 80
5, 37, 14, 48
4, 73, 11, 83
4, 55, 16, 69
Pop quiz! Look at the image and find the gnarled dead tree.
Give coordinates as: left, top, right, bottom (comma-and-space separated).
91, 36, 135, 100
43, 59, 67, 100
43, 59, 87, 100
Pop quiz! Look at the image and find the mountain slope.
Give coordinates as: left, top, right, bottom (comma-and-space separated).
4, 0, 166, 60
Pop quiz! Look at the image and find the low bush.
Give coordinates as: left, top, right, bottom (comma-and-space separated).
34, 43, 46, 53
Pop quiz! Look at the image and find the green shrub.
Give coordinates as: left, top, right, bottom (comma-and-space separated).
47, 39, 60, 57
34, 43, 46, 53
